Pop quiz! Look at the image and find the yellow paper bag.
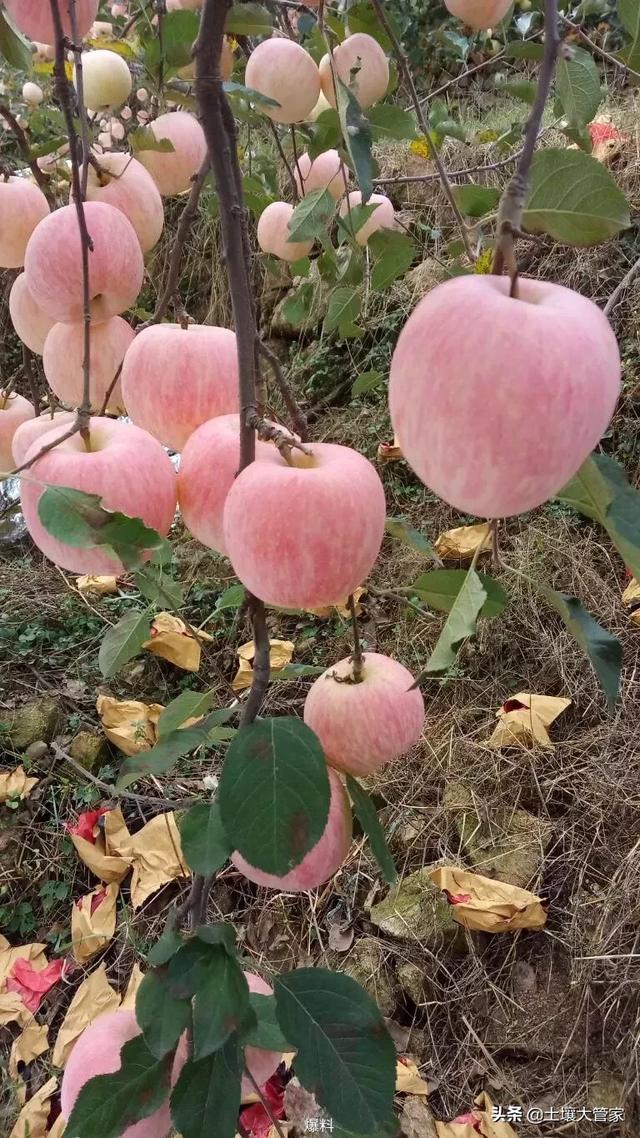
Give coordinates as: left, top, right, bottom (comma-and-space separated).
232, 639, 295, 691
128, 812, 190, 909
9, 1023, 49, 1078
143, 612, 212, 672
71, 882, 119, 964
435, 523, 491, 561
0, 766, 39, 802
9, 1076, 57, 1138
429, 867, 548, 932
96, 696, 163, 756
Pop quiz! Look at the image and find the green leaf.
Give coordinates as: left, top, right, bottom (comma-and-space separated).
194, 923, 237, 952
215, 584, 245, 612
324, 287, 362, 337
368, 104, 417, 140
452, 184, 501, 219
288, 187, 335, 242
170, 1035, 242, 1138
425, 567, 488, 674
368, 229, 415, 290
524, 149, 630, 245
346, 776, 396, 885
497, 78, 537, 105
192, 949, 250, 1060
618, 0, 640, 69
556, 46, 602, 128
384, 517, 434, 558
225, 3, 273, 35
180, 802, 232, 876
134, 563, 184, 609
271, 663, 326, 680
556, 454, 640, 581
166, 941, 217, 1000
218, 717, 331, 876
65, 1036, 172, 1138
224, 82, 280, 110
338, 203, 378, 244
147, 928, 184, 968
158, 9, 200, 70
98, 513, 166, 564
0, 9, 32, 71
136, 971, 192, 1060
336, 79, 373, 201
274, 969, 396, 1132
352, 370, 385, 397
37, 487, 106, 548
117, 709, 235, 789
345, 0, 396, 49
243, 994, 291, 1052
537, 585, 622, 708
560, 123, 594, 153
98, 611, 151, 679
504, 40, 545, 60
158, 690, 217, 739
411, 570, 508, 619
129, 126, 176, 154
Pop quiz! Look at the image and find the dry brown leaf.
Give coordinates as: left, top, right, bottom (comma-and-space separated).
9, 1075, 57, 1138
435, 523, 492, 562
120, 963, 145, 1010
96, 695, 163, 756
489, 692, 571, 750
429, 867, 548, 932
435, 1091, 518, 1137
9, 1023, 49, 1078
52, 962, 120, 1068
396, 1058, 432, 1096
232, 638, 295, 691
143, 612, 212, 672
128, 812, 190, 909
71, 882, 119, 964
0, 765, 39, 802
76, 575, 118, 596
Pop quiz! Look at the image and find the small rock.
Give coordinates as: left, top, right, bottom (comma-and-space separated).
400, 1095, 438, 1138
588, 1069, 626, 1110
444, 780, 553, 889
24, 740, 48, 761
338, 937, 400, 1017
4, 698, 60, 751
397, 961, 432, 1007
370, 866, 467, 952
68, 730, 110, 772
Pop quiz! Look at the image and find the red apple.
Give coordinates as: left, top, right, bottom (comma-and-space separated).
257, 202, 314, 263
4, 0, 99, 44
294, 150, 347, 201
232, 768, 352, 891
80, 151, 164, 253
0, 177, 50, 269
245, 40, 321, 124
12, 411, 76, 467
135, 112, 207, 196
389, 275, 621, 517
24, 201, 144, 324
444, 0, 512, 29
43, 316, 134, 412
0, 393, 34, 473
9, 272, 55, 354
304, 652, 425, 776
320, 33, 389, 110
20, 417, 177, 574
121, 323, 239, 451
223, 442, 386, 610
339, 191, 395, 246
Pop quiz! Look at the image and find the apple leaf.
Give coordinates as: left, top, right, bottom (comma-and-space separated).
411, 569, 508, 618
346, 776, 396, 885
524, 149, 630, 245
65, 1036, 172, 1138
98, 611, 152, 679
424, 566, 488, 674
136, 971, 192, 1060
536, 584, 622, 709
180, 802, 232, 876
170, 1036, 242, 1138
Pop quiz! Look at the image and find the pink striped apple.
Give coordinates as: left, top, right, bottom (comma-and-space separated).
80, 151, 164, 253
9, 272, 55, 354
20, 417, 177, 574
294, 150, 347, 201
24, 202, 144, 324
232, 768, 352, 891
0, 178, 50, 269
245, 40, 321, 124
389, 275, 622, 517
43, 317, 134, 412
444, 0, 512, 29
320, 33, 389, 110
4, 0, 99, 44
121, 323, 239, 451
135, 112, 207, 196
304, 652, 425, 776
339, 191, 395, 246
0, 393, 34, 473
257, 202, 314, 263
12, 411, 76, 467
223, 442, 386, 610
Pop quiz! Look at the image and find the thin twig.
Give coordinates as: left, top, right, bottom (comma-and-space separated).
68, 3, 91, 200
348, 593, 364, 682
0, 103, 52, 197
267, 119, 299, 202
372, 147, 527, 186
53, 744, 200, 810
603, 255, 640, 318
561, 15, 640, 82
257, 340, 309, 441
22, 346, 41, 417
146, 158, 211, 328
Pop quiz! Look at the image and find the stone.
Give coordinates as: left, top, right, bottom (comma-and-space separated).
370, 865, 467, 952
338, 937, 399, 1017
4, 698, 60, 751
444, 780, 553, 889
396, 961, 431, 1007
400, 1095, 438, 1138
68, 730, 111, 772
271, 262, 331, 338
24, 740, 48, 761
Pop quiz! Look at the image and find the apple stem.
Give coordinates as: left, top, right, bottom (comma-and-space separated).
22, 346, 41, 417
348, 593, 365, 683
492, 0, 561, 287
257, 341, 310, 441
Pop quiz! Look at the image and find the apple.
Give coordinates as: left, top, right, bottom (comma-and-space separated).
294, 150, 347, 201
22, 81, 44, 106
0, 393, 34, 474
179, 35, 233, 81
4, 0, 99, 44
135, 111, 207, 196
444, 0, 513, 29
20, 417, 178, 575
308, 91, 332, 122
0, 178, 50, 269
121, 323, 239, 451
339, 191, 395, 246
78, 151, 164, 253
232, 768, 352, 891
320, 33, 389, 110
24, 201, 144, 324
12, 411, 76, 467
389, 275, 622, 517
245, 40, 321, 124
9, 272, 55, 355
257, 201, 314, 263
223, 442, 386, 610
43, 316, 134, 412
76, 49, 132, 111
304, 652, 425, 776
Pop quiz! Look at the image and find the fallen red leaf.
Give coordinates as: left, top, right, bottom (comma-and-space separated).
6, 956, 65, 1013
239, 1074, 285, 1138
66, 807, 109, 843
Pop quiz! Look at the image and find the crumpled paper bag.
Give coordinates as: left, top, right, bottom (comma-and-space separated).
9, 1076, 57, 1138
67, 806, 133, 883
307, 588, 366, 620
120, 963, 144, 1010
96, 695, 164, 756
435, 523, 491, 562
232, 639, 295, 692
143, 612, 213, 672
377, 435, 404, 463
429, 867, 548, 932
489, 692, 571, 749
46, 1117, 66, 1138
396, 1057, 432, 1096
435, 1092, 518, 1137
71, 882, 119, 964
128, 812, 190, 909
76, 575, 118, 596
622, 577, 640, 625
9, 1022, 49, 1078
52, 962, 120, 1068
0, 765, 39, 802
0, 938, 50, 1024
